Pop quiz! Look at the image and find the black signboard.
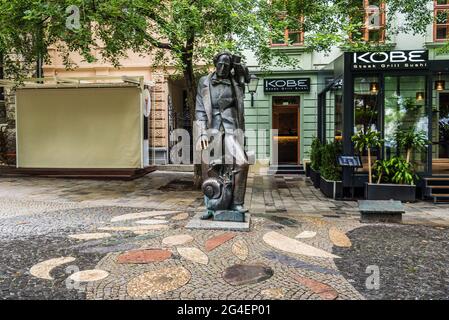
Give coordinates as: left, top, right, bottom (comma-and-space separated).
264, 78, 310, 93
351, 50, 428, 71
337, 155, 363, 168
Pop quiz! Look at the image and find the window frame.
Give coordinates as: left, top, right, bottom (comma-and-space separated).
361, 0, 386, 43
270, 16, 304, 47
434, 0, 449, 42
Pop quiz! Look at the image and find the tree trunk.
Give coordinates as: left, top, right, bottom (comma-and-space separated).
368, 147, 372, 184
181, 40, 202, 189
406, 148, 411, 164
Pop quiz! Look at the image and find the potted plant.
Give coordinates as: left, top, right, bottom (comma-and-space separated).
352, 127, 383, 184
395, 129, 428, 164
309, 138, 322, 188
367, 156, 418, 202
319, 140, 343, 199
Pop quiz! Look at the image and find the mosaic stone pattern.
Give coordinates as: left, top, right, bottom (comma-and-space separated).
263, 231, 340, 259
127, 266, 191, 298
329, 227, 352, 247
263, 251, 340, 275
177, 247, 209, 265
68, 269, 109, 282
111, 211, 180, 222
162, 234, 194, 246
117, 249, 172, 264
295, 231, 317, 239
205, 233, 236, 252
232, 239, 249, 261
294, 275, 339, 300
30, 257, 76, 280
260, 288, 285, 299
222, 264, 274, 286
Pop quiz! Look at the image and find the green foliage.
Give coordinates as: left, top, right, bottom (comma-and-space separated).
351, 128, 383, 153
373, 159, 391, 184
390, 157, 418, 185
320, 140, 342, 181
0, 0, 436, 82
395, 128, 429, 154
310, 137, 322, 171
373, 156, 418, 185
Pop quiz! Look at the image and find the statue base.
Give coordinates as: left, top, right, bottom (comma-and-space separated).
213, 210, 245, 222
185, 212, 251, 232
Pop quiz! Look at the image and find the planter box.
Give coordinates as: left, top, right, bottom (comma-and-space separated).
365, 183, 416, 202
309, 167, 320, 188
305, 162, 311, 177
320, 176, 343, 199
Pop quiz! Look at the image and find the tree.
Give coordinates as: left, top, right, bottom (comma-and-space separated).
0, 0, 437, 184
395, 128, 429, 164
352, 128, 383, 184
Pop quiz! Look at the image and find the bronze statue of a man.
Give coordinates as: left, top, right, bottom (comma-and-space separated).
195, 52, 250, 221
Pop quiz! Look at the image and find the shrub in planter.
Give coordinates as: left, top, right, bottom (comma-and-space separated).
310, 138, 322, 172
319, 141, 343, 199
309, 138, 323, 187
352, 128, 383, 184
395, 129, 429, 164
367, 156, 418, 202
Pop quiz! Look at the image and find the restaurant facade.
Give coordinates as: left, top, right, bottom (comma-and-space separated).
315, 49, 449, 196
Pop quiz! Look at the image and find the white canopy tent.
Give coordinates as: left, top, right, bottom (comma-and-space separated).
0, 76, 155, 178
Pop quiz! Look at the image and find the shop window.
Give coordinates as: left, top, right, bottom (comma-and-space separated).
384, 76, 428, 171
325, 85, 343, 143
351, 0, 386, 42
434, 1, 449, 41
353, 76, 381, 172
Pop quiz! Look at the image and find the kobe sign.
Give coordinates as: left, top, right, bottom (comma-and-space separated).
264, 78, 311, 93
351, 50, 428, 70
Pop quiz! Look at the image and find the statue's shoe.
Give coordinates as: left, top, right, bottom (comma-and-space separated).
200, 211, 214, 220
230, 204, 249, 213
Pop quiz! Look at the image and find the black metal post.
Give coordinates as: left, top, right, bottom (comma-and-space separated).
343, 53, 354, 189
427, 74, 433, 176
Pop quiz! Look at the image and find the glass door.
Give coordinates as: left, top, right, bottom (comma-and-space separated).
433, 92, 449, 174
272, 96, 300, 164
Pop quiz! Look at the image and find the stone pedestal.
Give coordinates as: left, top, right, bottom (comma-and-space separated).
213, 210, 245, 222
359, 200, 405, 223
186, 212, 251, 232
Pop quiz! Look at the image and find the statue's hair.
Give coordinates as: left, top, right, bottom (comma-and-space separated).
213, 52, 233, 67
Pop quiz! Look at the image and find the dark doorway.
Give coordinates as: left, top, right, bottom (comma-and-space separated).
272, 96, 300, 164
433, 92, 449, 174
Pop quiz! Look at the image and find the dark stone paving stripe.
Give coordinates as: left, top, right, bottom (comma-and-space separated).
333, 224, 449, 300
263, 251, 340, 275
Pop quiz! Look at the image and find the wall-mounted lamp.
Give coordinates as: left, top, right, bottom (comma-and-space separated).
247, 74, 259, 107
370, 82, 379, 94
435, 80, 445, 91
416, 92, 425, 101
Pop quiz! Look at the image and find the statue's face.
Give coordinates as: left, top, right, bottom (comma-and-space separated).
216, 55, 231, 78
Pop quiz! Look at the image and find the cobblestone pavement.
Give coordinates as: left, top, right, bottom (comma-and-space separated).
0, 171, 448, 300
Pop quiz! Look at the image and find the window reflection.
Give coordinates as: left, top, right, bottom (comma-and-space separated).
384, 76, 428, 172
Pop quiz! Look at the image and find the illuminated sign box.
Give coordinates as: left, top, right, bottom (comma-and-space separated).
264, 78, 311, 93
351, 50, 429, 71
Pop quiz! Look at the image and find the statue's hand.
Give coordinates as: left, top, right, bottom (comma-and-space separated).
197, 135, 209, 150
